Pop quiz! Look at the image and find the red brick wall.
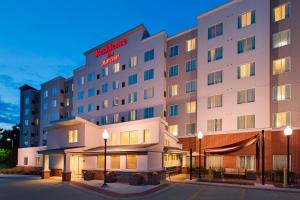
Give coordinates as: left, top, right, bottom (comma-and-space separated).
178, 130, 300, 173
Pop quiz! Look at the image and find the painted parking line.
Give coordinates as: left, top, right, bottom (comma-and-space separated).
185, 186, 205, 200
240, 189, 246, 200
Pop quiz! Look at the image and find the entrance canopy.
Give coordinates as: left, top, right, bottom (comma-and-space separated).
205, 134, 258, 155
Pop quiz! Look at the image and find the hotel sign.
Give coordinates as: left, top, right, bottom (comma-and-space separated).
95, 38, 127, 67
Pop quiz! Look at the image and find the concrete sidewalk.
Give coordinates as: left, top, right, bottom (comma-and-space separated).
71, 179, 170, 198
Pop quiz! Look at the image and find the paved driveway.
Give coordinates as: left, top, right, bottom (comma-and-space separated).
0, 175, 299, 200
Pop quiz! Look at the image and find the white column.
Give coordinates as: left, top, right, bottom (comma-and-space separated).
63, 153, 71, 173
43, 154, 49, 171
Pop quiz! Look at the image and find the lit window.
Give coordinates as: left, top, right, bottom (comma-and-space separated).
24, 120, 29, 126
35, 157, 40, 167
112, 97, 119, 107
208, 95, 223, 109
113, 63, 120, 73
273, 57, 291, 75
168, 125, 178, 136
186, 123, 196, 135
65, 98, 70, 106
97, 155, 104, 168
273, 155, 291, 171
144, 88, 154, 99
102, 99, 108, 109
126, 155, 137, 169
207, 119, 222, 132
186, 101, 196, 113
128, 92, 138, 104
237, 115, 255, 129
129, 110, 137, 121
168, 85, 178, 97
186, 38, 196, 51
143, 129, 150, 143
110, 133, 116, 145
238, 10, 256, 29
110, 155, 120, 169
238, 36, 255, 54
120, 132, 129, 145
68, 130, 78, 143
208, 23, 223, 39
272, 85, 291, 101
208, 47, 223, 62
272, 29, 291, 48
51, 112, 57, 121
238, 62, 255, 79
237, 88, 255, 104
273, 3, 291, 22
129, 56, 137, 68
237, 156, 255, 170
129, 130, 138, 144
272, 112, 291, 128
113, 113, 119, 123
169, 45, 179, 57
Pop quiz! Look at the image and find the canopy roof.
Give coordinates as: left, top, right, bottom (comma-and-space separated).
205, 134, 259, 155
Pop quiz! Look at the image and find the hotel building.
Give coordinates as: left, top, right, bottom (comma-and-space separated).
18, 0, 300, 181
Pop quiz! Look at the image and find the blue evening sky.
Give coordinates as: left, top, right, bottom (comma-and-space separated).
0, 0, 228, 129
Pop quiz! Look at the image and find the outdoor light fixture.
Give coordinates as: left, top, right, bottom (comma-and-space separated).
284, 126, 293, 186
102, 129, 109, 187
6, 138, 13, 161
197, 131, 203, 181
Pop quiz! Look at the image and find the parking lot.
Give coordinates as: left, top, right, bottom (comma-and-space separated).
0, 175, 299, 200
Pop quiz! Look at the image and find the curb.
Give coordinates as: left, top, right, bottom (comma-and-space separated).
70, 181, 170, 198
172, 180, 300, 193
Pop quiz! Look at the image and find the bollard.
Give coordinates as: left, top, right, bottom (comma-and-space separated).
283, 168, 287, 187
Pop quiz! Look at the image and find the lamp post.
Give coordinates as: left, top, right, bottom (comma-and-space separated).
197, 131, 203, 181
6, 138, 13, 162
102, 130, 109, 187
284, 126, 293, 186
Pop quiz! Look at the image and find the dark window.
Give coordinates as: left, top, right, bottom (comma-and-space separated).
96, 105, 100, 110
122, 82, 126, 88
122, 99, 125, 105
122, 64, 126, 70
97, 74, 100, 79
97, 90, 100, 95
121, 117, 125, 122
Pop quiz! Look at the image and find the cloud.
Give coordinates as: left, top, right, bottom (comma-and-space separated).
0, 96, 19, 128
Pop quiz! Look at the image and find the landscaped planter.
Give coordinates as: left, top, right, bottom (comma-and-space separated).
83, 170, 94, 181
129, 173, 144, 185
148, 172, 161, 185
106, 171, 117, 183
